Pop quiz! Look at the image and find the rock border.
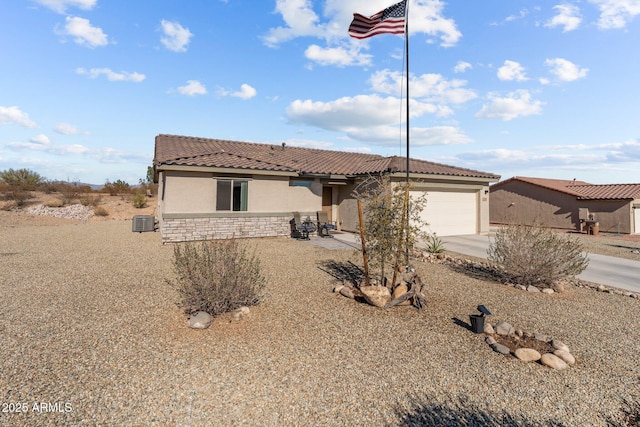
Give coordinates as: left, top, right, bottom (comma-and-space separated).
483, 320, 576, 370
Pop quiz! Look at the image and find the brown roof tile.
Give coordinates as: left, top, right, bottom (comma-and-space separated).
154, 134, 500, 180
492, 176, 640, 200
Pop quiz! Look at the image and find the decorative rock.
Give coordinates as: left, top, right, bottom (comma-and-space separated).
551, 340, 570, 353
597, 285, 607, 292
527, 285, 540, 293
540, 353, 569, 370
360, 285, 391, 308
491, 343, 511, 355
483, 323, 495, 334
391, 283, 411, 306
515, 329, 524, 338
236, 306, 250, 315
495, 321, 514, 336
188, 311, 212, 329
541, 288, 555, 294
515, 285, 527, 291
231, 311, 243, 322
534, 333, 549, 342
340, 286, 355, 299
515, 348, 542, 362
333, 284, 344, 293
485, 336, 497, 345
553, 350, 576, 366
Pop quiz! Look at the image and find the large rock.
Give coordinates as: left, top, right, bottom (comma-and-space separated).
391, 283, 411, 306
495, 321, 515, 336
551, 339, 570, 353
188, 311, 212, 329
527, 285, 540, 293
340, 286, 355, 299
483, 323, 495, 334
553, 350, 576, 365
491, 343, 511, 355
360, 285, 391, 308
540, 353, 569, 370
515, 348, 542, 362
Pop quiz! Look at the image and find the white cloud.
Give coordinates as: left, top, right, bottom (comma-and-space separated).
57, 16, 109, 48
263, 0, 460, 49
475, 89, 543, 121
33, 0, 96, 14
497, 60, 528, 81
304, 44, 372, 67
453, 61, 472, 73
177, 80, 208, 96
30, 134, 51, 145
545, 4, 582, 32
545, 58, 588, 82
76, 67, 146, 82
262, 0, 325, 47
217, 83, 256, 99
369, 69, 476, 106
589, 0, 640, 29
0, 106, 37, 128
55, 122, 86, 135
160, 20, 193, 52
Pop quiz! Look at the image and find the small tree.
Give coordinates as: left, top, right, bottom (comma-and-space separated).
103, 179, 131, 196
0, 168, 44, 190
487, 224, 589, 289
167, 239, 266, 316
353, 176, 428, 285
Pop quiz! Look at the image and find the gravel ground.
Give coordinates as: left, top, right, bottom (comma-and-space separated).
1, 220, 639, 426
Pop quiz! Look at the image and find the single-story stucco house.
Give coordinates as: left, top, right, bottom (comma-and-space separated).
153, 134, 501, 243
490, 176, 640, 234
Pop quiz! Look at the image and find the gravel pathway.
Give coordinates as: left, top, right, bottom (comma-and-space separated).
1, 221, 639, 426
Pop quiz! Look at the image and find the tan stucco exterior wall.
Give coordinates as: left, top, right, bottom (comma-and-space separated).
490, 181, 633, 233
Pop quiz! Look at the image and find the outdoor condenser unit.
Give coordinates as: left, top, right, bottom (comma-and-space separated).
132, 215, 156, 232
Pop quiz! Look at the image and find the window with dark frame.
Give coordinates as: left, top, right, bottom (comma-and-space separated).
216, 179, 248, 211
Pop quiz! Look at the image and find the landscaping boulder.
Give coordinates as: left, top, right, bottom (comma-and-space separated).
188, 311, 212, 329
553, 350, 576, 365
360, 285, 391, 308
515, 348, 542, 362
540, 353, 569, 370
495, 321, 514, 336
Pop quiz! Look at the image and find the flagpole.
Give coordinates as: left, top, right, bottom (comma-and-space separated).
404, 2, 410, 264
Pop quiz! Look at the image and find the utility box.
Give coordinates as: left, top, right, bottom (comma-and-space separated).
132, 215, 156, 232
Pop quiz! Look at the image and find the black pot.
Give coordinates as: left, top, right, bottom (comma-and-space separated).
469, 314, 485, 334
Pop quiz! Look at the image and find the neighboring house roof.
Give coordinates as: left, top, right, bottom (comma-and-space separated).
154, 134, 500, 180
491, 176, 640, 200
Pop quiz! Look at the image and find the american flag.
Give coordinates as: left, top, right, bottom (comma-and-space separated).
348, 0, 407, 39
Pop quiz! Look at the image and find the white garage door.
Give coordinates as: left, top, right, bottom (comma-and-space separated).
412, 190, 478, 236
634, 207, 640, 234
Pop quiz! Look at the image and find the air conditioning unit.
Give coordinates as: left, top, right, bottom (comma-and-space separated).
132, 215, 156, 232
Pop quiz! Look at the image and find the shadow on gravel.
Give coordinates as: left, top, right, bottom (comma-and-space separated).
394, 394, 568, 427
317, 260, 366, 286
452, 317, 473, 332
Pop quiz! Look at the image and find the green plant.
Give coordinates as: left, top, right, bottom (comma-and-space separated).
353, 176, 428, 285
424, 233, 445, 254
487, 224, 589, 289
167, 239, 266, 316
130, 192, 147, 208
0, 168, 44, 190
94, 206, 109, 216
103, 179, 131, 196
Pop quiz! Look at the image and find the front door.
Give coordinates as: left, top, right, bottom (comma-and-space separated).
322, 187, 332, 222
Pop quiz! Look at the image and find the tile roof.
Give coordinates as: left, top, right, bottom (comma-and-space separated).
154, 134, 500, 180
492, 176, 640, 200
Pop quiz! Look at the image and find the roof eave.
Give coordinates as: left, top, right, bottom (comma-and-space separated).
156, 164, 298, 177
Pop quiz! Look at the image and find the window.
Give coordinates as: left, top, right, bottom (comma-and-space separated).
216, 179, 248, 211
290, 179, 313, 188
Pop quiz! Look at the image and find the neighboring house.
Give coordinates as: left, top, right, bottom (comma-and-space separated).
153, 134, 500, 243
490, 176, 640, 234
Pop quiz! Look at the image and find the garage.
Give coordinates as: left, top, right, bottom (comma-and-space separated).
413, 189, 478, 236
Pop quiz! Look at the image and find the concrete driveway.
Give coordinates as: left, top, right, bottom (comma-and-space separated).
441, 235, 640, 294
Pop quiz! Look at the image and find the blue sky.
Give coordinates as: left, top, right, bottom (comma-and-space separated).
1, 0, 639, 185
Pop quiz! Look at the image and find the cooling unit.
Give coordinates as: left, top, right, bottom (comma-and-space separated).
132, 215, 156, 232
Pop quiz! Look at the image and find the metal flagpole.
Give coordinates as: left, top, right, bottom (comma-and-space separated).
404, 1, 410, 264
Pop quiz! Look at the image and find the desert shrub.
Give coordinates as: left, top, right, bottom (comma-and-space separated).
94, 206, 109, 216
130, 192, 147, 208
608, 398, 640, 426
2, 190, 34, 207
487, 224, 589, 288
44, 198, 64, 208
424, 233, 445, 254
0, 168, 44, 190
168, 239, 266, 316
103, 179, 131, 196
80, 193, 102, 207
